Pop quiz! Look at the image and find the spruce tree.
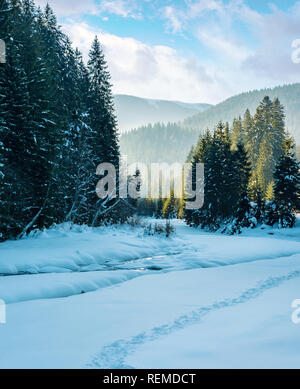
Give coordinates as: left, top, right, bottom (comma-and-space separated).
156, 195, 164, 219
0, 0, 43, 238
231, 117, 244, 150
256, 134, 275, 197
271, 98, 285, 161
88, 36, 120, 225
184, 131, 211, 227
0, 2, 123, 239
129, 168, 141, 210
266, 181, 274, 201
162, 189, 176, 219
271, 138, 300, 227
62, 49, 95, 224
244, 108, 258, 168
249, 96, 286, 199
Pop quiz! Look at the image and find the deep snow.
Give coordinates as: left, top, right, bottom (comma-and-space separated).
0, 220, 300, 368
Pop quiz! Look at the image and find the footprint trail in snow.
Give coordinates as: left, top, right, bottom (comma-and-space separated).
90, 270, 300, 369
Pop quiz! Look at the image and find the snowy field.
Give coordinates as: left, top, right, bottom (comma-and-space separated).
0, 219, 300, 368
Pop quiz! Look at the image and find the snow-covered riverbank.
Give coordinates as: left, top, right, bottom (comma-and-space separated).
0, 220, 300, 368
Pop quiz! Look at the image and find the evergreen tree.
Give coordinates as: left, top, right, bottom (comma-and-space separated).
256, 134, 275, 197
87, 36, 120, 225
244, 108, 257, 168
232, 143, 251, 201
185, 123, 242, 230
253, 96, 273, 145
62, 49, 95, 224
129, 168, 141, 210
155, 195, 164, 219
0, 0, 49, 237
270, 138, 300, 227
271, 98, 285, 161
249, 96, 286, 198
253, 187, 264, 224
184, 131, 211, 227
223, 142, 251, 233
266, 181, 274, 201
162, 189, 176, 219
231, 117, 244, 150
0, 2, 122, 240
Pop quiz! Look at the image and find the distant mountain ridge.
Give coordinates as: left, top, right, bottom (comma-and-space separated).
114, 94, 211, 133
120, 84, 300, 165
183, 84, 300, 142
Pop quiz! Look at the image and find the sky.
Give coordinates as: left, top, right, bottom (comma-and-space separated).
35, 0, 300, 104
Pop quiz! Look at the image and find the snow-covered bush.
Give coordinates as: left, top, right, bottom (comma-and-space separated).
143, 220, 176, 238
264, 201, 278, 227
126, 216, 145, 229
165, 220, 176, 237
264, 200, 296, 228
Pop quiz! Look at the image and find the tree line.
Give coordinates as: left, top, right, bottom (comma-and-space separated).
0, 0, 128, 241
184, 96, 300, 232
120, 122, 199, 165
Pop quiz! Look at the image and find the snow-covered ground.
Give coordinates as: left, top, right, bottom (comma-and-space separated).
0, 220, 300, 368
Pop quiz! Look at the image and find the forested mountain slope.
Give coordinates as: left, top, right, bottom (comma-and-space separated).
120, 123, 199, 165
183, 84, 300, 142
120, 84, 300, 164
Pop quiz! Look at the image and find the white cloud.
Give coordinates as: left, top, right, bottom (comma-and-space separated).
100, 0, 142, 19
239, 2, 300, 82
39, 0, 300, 104
197, 29, 253, 62
161, 0, 300, 86
34, 0, 98, 16
161, 0, 224, 34
187, 0, 223, 17
34, 0, 141, 18
292, 39, 300, 64
163, 6, 184, 34
161, 0, 254, 65
63, 17, 300, 104
62, 22, 226, 103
